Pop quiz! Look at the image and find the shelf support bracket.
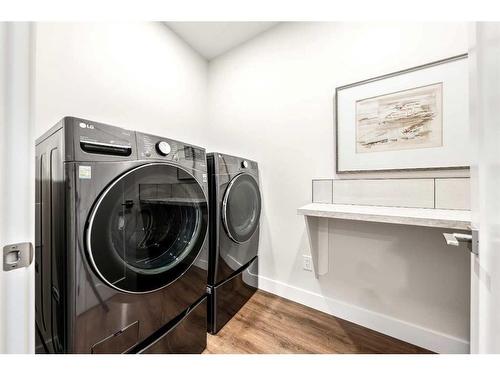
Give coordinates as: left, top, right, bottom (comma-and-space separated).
304, 216, 329, 277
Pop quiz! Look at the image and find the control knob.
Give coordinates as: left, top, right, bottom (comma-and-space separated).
156, 141, 171, 156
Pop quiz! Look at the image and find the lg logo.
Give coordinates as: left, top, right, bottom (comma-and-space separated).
79, 122, 95, 130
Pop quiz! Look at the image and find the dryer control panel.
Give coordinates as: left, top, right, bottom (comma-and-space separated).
214, 153, 259, 175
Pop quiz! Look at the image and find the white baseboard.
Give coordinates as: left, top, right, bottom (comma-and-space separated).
257, 275, 469, 354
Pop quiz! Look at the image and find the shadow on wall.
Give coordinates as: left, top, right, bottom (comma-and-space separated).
315, 219, 470, 340
256, 171, 279, 282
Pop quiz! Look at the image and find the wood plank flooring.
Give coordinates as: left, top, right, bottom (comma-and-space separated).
205, 290, 433, 354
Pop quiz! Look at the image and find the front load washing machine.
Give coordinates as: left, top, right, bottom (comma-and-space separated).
206, 153, 260, 334
35, 117, 209, 353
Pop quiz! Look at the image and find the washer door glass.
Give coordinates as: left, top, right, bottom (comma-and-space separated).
222, 173, 261, 243
86, 163, 208, 293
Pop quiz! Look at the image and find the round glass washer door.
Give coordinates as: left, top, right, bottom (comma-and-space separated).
86, 163, 208, 294
222, 173, 261, 244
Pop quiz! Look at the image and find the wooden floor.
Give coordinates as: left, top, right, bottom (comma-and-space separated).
205, 290, 433, 354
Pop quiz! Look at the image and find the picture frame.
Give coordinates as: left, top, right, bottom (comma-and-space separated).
335, 54, 469, 173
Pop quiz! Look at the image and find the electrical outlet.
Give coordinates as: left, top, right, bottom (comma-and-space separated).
303, 255, 313, 271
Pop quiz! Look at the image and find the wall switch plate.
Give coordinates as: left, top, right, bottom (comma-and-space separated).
303, 255, 313, 271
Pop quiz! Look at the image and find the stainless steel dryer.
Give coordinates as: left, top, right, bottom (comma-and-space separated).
35, 117, 209, 353
207, 152, 260, 334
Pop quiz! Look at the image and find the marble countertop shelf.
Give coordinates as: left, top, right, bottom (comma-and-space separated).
297, 203, 471, 230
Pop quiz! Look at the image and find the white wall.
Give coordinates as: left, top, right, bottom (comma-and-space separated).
35, 22, 208, 144
208, 22, 471, 353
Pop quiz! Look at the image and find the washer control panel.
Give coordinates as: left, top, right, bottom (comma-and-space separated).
136, 131, 206, 165
137, 133, 179, 160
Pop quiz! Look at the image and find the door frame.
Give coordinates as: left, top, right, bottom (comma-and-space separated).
0, 22, 36, 354
468, 21, 500, 354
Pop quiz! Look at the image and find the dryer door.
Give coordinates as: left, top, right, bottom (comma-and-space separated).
86, 163, 208, 294
222, 173, 261, 244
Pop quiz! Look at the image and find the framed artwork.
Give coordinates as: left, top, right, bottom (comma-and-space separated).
335, 54, 469, 173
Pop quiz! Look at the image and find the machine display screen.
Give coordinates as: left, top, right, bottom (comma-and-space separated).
183, 146, 204, 161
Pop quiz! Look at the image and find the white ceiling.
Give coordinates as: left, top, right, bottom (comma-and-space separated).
166, 22, 279, 60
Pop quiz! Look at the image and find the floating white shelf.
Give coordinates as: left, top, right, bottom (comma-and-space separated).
297, 203, 471, 276
298, 203, 471, 230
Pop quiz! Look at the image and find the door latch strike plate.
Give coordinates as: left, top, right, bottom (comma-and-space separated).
3, 242, 33, 271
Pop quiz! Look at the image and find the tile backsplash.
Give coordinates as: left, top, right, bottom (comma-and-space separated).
311, 179, 333, 204
312, 178, 470, 210
435, 178, 470, 210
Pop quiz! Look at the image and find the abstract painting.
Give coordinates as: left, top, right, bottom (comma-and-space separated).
355, 83, 443, 153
